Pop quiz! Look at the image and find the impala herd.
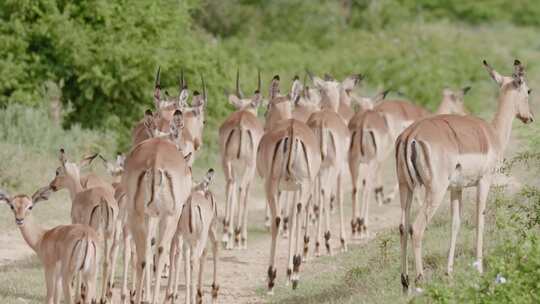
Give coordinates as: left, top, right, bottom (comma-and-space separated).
0, 59, 533, 303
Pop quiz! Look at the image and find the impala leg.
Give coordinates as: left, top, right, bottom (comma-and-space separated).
447, 188, 463, 275
314, 175, 324, 257
131, 212, 149, 304
235, 185, 246, 247
281, 191, 291, 239
337, 172, 347, 252
165, 236, 179, 302
107, 221, 122, 301
349, 158, 361, 239
209, 223, 220, 303
54, 274, 61, 304
302, 194, 312, 262
152, 217, 177, 304
226, 181, 237, 250
197, 248, 208, 304
45, 265, 55, 304
62, 268, 74, 304
266, 185, 279, 295
359, 161, 376, 238
172, 239, 183, 303
183, 245, 192, 304
292, 186, 307, 289
399, 182, 414, 294
240, 182, 251, 249
121, 226, 131, 303
222, 175, 233, 245
475, 178, 490, 273
286, 191, 298, 285
412, 185, 447, 288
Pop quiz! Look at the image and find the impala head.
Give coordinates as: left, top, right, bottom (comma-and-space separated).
484, 59, 534, 124
99, 153, 125, 178
265, 75, 293, 126
310, 73, 363, 111
49, 149, 98, 191
352, 89, 390, 111
198, 168, 216, 192
182, 73, 207, 151
438, 87, 471, 115
227, 68, 263, 114
1, 186, 52, 226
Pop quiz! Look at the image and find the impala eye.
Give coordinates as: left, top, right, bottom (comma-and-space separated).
528, 89, 532, 95
28, 206, 33, 210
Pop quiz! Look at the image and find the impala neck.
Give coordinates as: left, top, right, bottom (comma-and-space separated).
66, 174, 84, 201
18, 215, 45, 253
340, 88, 352, 107
492, 90, 517, 153
434, 98, 451, 115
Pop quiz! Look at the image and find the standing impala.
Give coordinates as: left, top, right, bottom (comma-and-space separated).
125, 100, 192, 303
1, 187, 99, 304
219, 69, 264, 249
396, 59, 533, 293
349, 87, 470, 238
48, 150, 119, 303
257, 75, 321, 292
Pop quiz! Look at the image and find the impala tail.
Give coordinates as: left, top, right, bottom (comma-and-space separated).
396, 134, 431, 189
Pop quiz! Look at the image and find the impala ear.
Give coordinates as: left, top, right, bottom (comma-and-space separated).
0, 189, 11, 204
205, 168, 215, 184
341, 74, 362, 92
373, 89, 390, 103
184, 152, 193, 164
80, 153, 99, 168
250, 91, 262, 108
228, 94, 243, 109
31, 186, 52, 204
290, 76, 302, 103
59, 148, 67, 165
269, 75, 280, 100
311, 76, 326, 90
462, 86, 472, 95
483, 60, 504, 86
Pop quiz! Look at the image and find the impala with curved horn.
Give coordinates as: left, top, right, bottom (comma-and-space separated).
396, 59, 533, 293
219, 68, 264, 249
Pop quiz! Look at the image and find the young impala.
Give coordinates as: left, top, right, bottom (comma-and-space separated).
1, 187, 99, 304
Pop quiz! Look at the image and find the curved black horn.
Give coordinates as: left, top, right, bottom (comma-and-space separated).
200, 72, 207, 102
256, 69, 261, 93
236, 67, 242, 98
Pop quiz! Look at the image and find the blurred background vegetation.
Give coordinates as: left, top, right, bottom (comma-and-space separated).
2, 0, 540, 152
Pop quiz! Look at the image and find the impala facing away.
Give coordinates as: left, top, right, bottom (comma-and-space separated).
167, 169, 220, 304
220, 69, 264, 249
124, 105, 192, 303
1, 187, 99, 304
258, 75, 321, 292
348, 87, 470, 238
396, 59, 533, 293
305, 73, 361, 258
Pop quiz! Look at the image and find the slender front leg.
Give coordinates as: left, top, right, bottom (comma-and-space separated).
121, 225, 131, 303
447, 188, 463, 275
475, 178, 490, 273
315, 175, 323, 257
226, 181, 237, 250
45, 266, 55, 304
292, 186, 306, 290
197, 249, 208, 304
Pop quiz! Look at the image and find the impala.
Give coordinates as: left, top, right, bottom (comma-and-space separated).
48, 150, 119, 302
257, 75, 321, 292
220, 68, 264, 249
124, 99, 192, 303
304, 73, 361, 258
396, 59, 533, 293
166, 169, 219, 304
1, 187, 99, 304
349, 87, 470, 238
